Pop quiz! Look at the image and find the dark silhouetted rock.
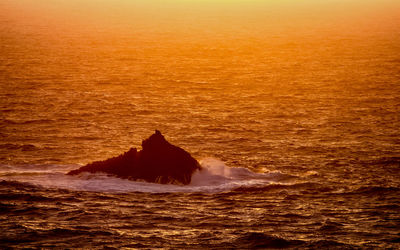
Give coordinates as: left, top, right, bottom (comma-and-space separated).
67, 130, 201, 185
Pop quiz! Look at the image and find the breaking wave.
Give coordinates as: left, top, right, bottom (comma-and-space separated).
0, 158, 295, 193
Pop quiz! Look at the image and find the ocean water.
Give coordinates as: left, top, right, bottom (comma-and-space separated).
1, 0, 400, 248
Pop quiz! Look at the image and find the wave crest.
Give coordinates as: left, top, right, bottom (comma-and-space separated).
0, 159, 296, 193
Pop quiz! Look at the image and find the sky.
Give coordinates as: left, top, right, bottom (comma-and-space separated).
2, 0, 399, 34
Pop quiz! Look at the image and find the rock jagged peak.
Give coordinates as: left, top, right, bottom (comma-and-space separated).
142, 130, 168, 150
67, 130, 201, 185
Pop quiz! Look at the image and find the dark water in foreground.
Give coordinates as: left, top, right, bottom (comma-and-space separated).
1, 0, 400, 248
1, 155, 399, 248
0, 165, 399, 249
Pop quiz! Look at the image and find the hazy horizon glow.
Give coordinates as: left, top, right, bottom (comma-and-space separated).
2, 0, 399, 33
1, 1, 399, 247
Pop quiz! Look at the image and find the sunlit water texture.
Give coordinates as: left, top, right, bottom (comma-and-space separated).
0, 0, 399, 248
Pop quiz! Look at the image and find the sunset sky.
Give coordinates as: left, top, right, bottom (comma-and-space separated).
1, 1, 400, 248
2, 0, 399, 36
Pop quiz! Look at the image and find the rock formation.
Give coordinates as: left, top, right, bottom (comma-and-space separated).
67, 130, 201, 185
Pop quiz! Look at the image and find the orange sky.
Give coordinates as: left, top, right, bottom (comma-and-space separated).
2, 0, 399, 36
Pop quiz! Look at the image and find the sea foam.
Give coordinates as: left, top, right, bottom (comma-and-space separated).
0, 159, 290, 193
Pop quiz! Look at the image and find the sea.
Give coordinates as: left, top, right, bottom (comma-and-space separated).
0, 0, 399, 248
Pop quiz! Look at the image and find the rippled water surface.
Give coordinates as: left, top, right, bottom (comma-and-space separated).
1, 0, 400, 248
